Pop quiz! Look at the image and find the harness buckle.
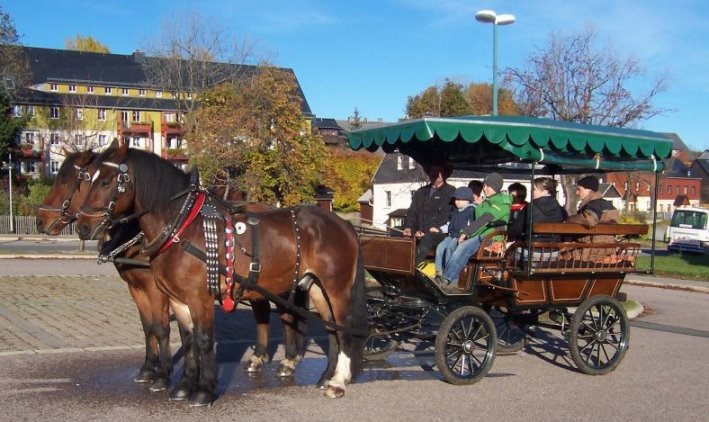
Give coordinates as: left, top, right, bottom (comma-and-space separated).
249, 262, 261, 273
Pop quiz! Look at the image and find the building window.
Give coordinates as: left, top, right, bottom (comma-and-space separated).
139, 89, 146, 96
408, 157, 415, 170
98, 134, 107, 146
50, 83, 57, 92
692, 186, 696, 196
22, 160, 36, 174
171, 91, 177, 98
187, 92, 192, 99
74, 134, 84, 146
676, 185, 680, 194
98, 108, 106, 121
122, 88, 129, 96
131, 137, 142, 148
75, 108, 83, 120
12, 105, 21, 117
68, 84, 76, 92
164, 112, 176, 123
659, 186, 663, 195
50, 133, 60, 145
24, 132, 35, 145
26, 106, 35, 118
87, 86, 94, 93
50, 161, 59, 174
397, 156, 403, 170
156, 90, 162, 98
132, 111, 141, 122
50, 106, 59, 119
105, 86, 113, 95
385, 191, 392, 207
684, 186, 688, 194
120, 110, 129, 123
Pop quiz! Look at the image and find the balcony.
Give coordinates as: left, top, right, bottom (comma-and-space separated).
161, 121, 185, 136
15, 144, 43, 160
117, 120, 153, 136
161, 148, 188, 161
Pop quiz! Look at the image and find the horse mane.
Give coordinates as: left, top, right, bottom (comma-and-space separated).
126, 148, 190, 216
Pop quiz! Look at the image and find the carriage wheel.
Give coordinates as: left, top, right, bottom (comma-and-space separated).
569, 295, 629, 375
489, 307, 527, 354
363, 332, 399, 361
435, 306, 496, 385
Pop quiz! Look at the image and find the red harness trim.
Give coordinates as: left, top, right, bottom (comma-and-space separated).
155, 191, 207, 257
222, 214, 236, 312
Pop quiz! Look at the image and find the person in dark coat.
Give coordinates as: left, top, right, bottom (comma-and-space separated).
402, 163, 456, 263
508, 177, 566, 241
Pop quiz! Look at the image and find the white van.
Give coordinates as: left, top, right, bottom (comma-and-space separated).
665, 207, 709, 254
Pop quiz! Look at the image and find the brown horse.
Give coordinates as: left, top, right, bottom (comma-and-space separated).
36, 148, 310, 394
76, 141, 367, 406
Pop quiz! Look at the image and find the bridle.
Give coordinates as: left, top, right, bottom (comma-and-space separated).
36, 163, 92, 231
78, 160, 134, 239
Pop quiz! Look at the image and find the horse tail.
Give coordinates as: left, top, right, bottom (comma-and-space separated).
347, 246, 367, 377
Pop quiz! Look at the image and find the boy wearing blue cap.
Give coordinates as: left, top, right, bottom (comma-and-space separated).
433, 186, 477, 277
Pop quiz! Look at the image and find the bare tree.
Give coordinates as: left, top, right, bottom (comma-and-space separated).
503, 26, 668, 212
139, 12, 261, 135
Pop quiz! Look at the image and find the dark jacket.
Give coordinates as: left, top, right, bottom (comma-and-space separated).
404, 183, 456, 233
508, 195, 566, 241
566, 191, 619, 228
444, 203, 476, 237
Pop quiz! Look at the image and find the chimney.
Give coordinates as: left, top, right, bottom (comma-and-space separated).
132, 51, 146, 63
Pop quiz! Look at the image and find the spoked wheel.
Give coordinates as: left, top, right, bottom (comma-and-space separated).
363, 332, 399, 361
569, 295, 630, 375
435, 306, 496, 385
489, 307, 527, 354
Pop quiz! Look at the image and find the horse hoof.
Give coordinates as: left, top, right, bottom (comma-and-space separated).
188, 390, 216, 407
245, 359, 264, 374
316, 377, 329, 389
149, 377, 170, 393
133, 368, 156, 383
275, 363, 296, 378
169, 385, 191, 401
324, 386, 345, 399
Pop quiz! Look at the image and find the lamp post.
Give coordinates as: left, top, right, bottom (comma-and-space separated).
8, 152, 13, 233
475, 9, 516, 116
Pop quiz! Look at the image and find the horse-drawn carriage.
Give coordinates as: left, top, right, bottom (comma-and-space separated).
38, 115, 672, 405
348, 116, 672, 384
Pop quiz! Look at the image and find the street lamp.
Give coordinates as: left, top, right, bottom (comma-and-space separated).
475, 9, 516, 116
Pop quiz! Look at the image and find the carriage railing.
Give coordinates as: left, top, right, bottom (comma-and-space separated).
506, 223, 648, 275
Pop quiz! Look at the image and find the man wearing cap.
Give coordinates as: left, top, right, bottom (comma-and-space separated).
434, 186, 477, 277
434, 173, 511, 293
566, 175, 619, 260
402, 163, 456, 263
566, 175, 619, 228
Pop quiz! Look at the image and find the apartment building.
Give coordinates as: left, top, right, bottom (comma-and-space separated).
9, 47, 312, 178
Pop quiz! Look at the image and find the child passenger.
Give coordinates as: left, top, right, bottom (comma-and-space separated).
433, 187, 476, 277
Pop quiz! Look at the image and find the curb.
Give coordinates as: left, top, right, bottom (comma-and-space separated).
625, 279, 709, 294
0, 254, 96, 260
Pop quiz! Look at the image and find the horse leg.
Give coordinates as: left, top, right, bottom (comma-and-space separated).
126, 284, 160, 384
168, 300, 198, 402
275, 290, 307, 377
246, 300, 270, 374
147, 282, 172, 393
307, 282, 340, 391
189, 301, 217, 407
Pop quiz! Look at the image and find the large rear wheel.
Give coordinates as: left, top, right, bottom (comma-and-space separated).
435, 306, 496, 385
569, 295, 629, 375
489, 307, 527, 354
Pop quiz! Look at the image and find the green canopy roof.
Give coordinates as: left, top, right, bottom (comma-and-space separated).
348, 116, 673, 172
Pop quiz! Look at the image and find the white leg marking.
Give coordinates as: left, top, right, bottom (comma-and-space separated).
329, 351, 352, 389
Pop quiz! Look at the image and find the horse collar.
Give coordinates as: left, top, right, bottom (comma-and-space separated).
150, 191, 207, 258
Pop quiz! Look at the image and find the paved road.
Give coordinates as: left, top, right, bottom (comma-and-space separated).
1, 257, 708, 420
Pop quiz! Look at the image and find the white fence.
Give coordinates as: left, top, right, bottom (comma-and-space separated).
0, 215, 76, 236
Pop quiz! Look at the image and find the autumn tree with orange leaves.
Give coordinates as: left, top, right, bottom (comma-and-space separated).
190, 65, 326, 206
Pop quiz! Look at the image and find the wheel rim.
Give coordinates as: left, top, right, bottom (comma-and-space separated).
490, 308, 526, 353
575, 301, 628, 370
442, 313, 494, 378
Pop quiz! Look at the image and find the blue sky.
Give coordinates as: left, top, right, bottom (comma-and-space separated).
5, 0, 708, 151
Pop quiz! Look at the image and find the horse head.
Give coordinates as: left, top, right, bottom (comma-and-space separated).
76, 139, 136, 240
36, 148, 97, 235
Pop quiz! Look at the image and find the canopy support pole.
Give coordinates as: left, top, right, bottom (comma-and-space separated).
526, 163, 536, 277
649, 170, 659, 275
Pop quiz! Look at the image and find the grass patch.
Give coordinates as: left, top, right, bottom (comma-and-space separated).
637, 253, 709, 281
